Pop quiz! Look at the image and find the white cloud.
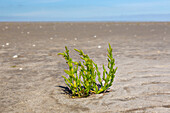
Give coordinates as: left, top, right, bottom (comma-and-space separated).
13, 11, 54, 17
13, 10, 71, 18
116, 1, 170, 8
14, 0, 62, 4
33, 0, 62, 3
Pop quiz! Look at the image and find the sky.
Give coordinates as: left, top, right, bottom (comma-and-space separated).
0, 0, 170, 22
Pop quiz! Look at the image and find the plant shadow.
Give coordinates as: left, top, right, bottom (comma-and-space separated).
57, 85, 72, 96
56, 85, 111, 98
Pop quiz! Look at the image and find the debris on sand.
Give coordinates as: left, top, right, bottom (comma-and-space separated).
13, 55, 18, 58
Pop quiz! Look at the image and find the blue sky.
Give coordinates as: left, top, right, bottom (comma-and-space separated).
0, 0, 170, 21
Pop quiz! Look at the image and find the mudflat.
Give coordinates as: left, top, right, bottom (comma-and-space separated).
0, 22, 170, 113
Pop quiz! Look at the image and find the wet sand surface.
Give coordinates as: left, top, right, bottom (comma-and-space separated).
0, 22, 170, 113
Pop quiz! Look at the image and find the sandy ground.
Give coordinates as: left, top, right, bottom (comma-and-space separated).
0, 22, 170, 113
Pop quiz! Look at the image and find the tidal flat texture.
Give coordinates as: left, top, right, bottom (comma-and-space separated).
0, 22, 170, 113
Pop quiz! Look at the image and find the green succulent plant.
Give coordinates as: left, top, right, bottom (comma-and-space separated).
58, 43, 117, 98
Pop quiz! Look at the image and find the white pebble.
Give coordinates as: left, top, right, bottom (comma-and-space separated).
27, 32, 30, 34
32, 44, 36, 47
74, 38, 77, 40
13, 55, 18, 58
50, 37, 53, 40
39, 26, 42, 28
98, 45, 101, 48
2, 45, 5, 47
5, 26, 8, 29
19, 68, 23, 70
94, 35, 97, 38
6, 43, 9, 46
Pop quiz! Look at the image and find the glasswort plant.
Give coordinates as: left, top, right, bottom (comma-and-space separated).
58, 44, 117, 98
